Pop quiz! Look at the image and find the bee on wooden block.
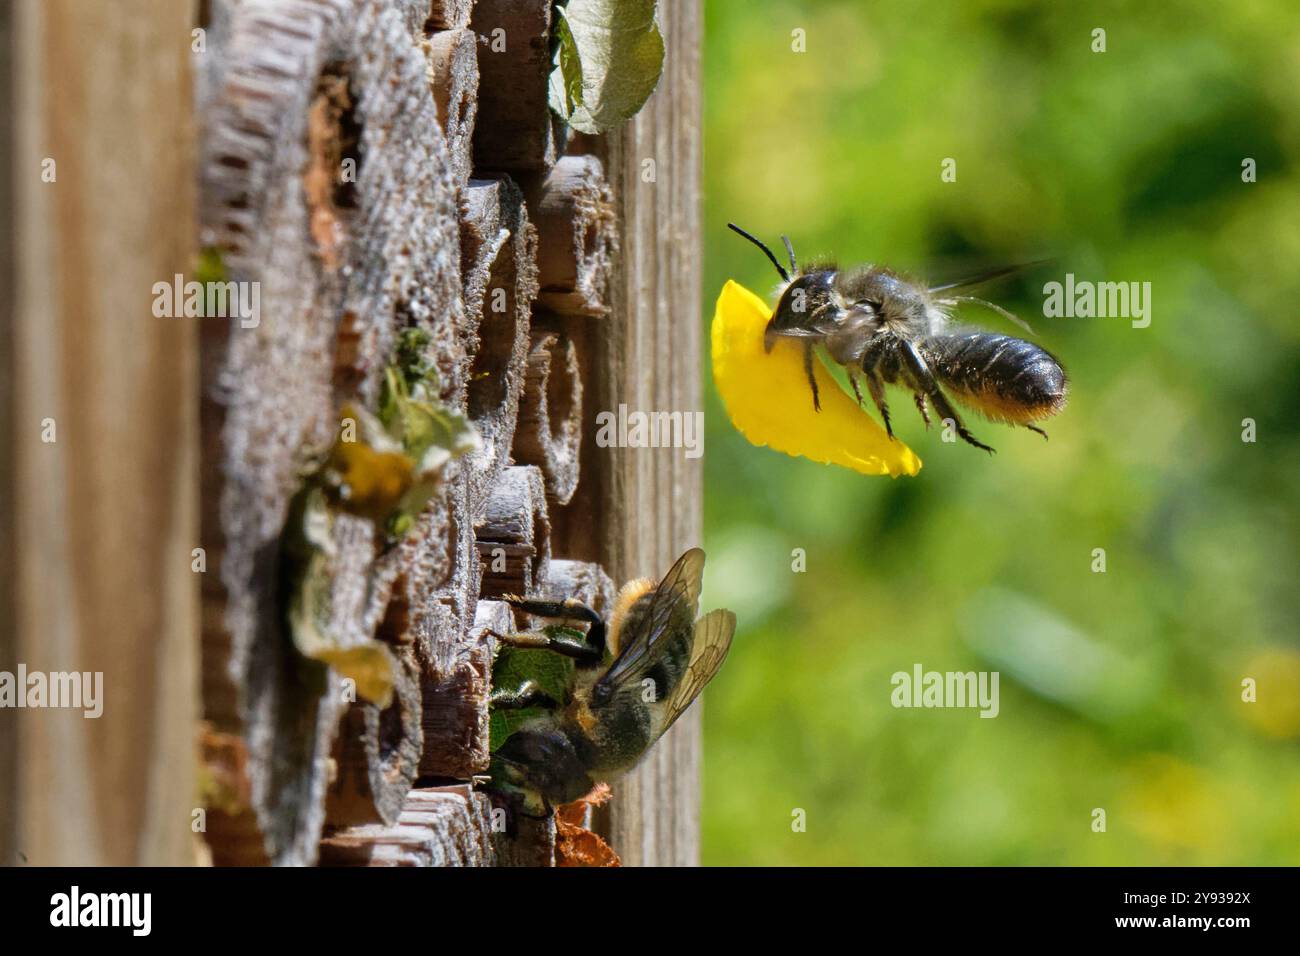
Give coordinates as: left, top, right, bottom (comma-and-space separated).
484, 548, 735, 820
728, 223, 1068, 453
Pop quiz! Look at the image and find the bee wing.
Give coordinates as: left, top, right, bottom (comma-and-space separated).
927, 259, 1053, 293
657, 608, 737, 736
599, 548, 707, 690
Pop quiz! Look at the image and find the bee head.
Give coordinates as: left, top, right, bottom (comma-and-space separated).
766, 271, 837, 352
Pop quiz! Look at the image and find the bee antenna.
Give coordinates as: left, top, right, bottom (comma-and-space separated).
943, 295, 1037, 336
781, 234, 798, 273
727, 222, 790, 282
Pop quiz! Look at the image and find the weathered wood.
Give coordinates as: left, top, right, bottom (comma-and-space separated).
584, 0, 705, 867
319, 785, 497, 866
527, 155, 618, 316
459, 178, 510, 322
476, 465, 551, 598
198, 0, 464, 865
513, 329, 584, 504
201, 727, 272, 866
1, 0, 198, 867
0, 0, 17, 868
463, 174, 538, 510
423, 28, 478, 191
417, 598, 500, 779
492, 806, 556, 868
470, 0, 557, 172
401, 0, 474, 36
325, 646, 424, 827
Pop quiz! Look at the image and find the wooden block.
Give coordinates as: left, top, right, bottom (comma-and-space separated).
417, 599, 504, 779
526, 155, 618, 316
476, 466, 551, 598
459, 178, 509, 323
463, 174, 538, 510
513, 328, 584, 505
325, 646, 424, 828
394, 461, 488, 778
423, 28, 478, 190
470, 0, 557, 172
491, 799, 557, 868
319, 785, 497, 866
542, 560, 618, 616
400, 0, 474, 35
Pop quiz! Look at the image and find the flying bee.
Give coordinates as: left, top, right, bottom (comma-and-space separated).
728, 223, 1068, 453
483, 548, 735, 819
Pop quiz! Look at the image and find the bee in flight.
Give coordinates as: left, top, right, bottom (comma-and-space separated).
484, 548, 735, 819
728, 223, 1068, 453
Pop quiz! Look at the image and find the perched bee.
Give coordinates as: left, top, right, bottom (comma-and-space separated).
485, 548, 735, 819
728, 223, 1068, 453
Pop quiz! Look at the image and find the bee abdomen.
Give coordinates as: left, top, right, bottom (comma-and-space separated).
922, 332, 1067, 423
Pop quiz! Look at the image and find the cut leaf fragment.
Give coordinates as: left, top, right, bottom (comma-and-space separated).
283, 485, 398, 708
548, 0, 665, 134
711, 280, 922, 478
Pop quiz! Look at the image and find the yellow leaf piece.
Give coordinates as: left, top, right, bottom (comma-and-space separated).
325, 438, 415, 522
312, 644, 397, 710
711, 280, 922, 477
284, 485, 397, 709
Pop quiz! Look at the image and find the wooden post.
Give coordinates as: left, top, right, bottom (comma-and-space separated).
0, 0, 199, 866
571, 0, 705, 866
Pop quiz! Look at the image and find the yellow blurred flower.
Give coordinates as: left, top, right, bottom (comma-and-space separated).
710, 280, 921, 477
1121, 754, 1233, 855
1240, 648, 1300, 739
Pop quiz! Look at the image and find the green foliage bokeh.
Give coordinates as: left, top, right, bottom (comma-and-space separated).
700, 0, 1300, 865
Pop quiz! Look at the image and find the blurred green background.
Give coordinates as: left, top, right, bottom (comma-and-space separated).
697, 0, 1300, 864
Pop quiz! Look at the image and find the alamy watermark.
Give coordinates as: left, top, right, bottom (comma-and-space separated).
1042, 274, 1151, 329
0, 665, 103, 718
50, 886, 150, 936
594, 404, 704, 459
890, 663, 999, 718
152, 273, 261, 329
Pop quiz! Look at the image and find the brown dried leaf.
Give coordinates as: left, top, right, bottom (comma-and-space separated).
555, 783, 620, 867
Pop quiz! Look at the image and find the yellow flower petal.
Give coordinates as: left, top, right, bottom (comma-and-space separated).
711, 280, 922, 477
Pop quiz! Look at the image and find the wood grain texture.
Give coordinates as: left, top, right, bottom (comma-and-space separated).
469, 0, 556, 173
5, 0, 199, 866
423, 27, 478, 190
319, 785, 497, 866
526, 155, 618, 317
570, 0, 705, 866
513, 328, 584, 505
198, 0, 466, 865
0, 0, 17, 868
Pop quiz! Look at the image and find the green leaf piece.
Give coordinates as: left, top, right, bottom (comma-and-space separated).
488, 628, 583, 751
282, 485, 398, 707
548, 0, 665, 135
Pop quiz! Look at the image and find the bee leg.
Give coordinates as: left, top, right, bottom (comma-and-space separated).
899, 340, 995, 454
1025, 423, 1049, 440
803, 342, 821, 412
913, 393, 932, 428
847, 371, 865, 407
862, 369, 893, 439
487, 628, 604, 667
499, 596, 607, 657
490, 680, 560, 710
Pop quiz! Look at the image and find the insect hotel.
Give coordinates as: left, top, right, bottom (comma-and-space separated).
0, 0, 704, 867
